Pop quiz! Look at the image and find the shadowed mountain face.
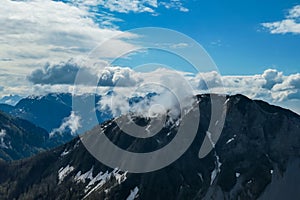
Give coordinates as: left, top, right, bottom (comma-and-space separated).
0, 93, 110, 140
0, 92, 157, 136
0, 111, 67, 161
0, 94, 299, 199
0, 93, 73, 132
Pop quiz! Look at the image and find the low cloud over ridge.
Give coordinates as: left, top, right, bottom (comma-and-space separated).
27, 60, 300, 104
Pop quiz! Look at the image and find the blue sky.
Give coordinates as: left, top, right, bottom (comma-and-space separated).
104, 0, 300, 75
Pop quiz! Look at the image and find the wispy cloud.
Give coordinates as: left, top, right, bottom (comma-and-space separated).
210, 39, 222, 47
170, 42, 189, 49
69, 0, 189, 14
50, 111, 81, 137
88, 0, 158, 14
261, 5, 300, 34
160, 0, 189, 12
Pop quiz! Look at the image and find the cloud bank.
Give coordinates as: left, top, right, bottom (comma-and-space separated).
4, 57, 300, 115
93, 67, 300, 117
25, 59, 300, 105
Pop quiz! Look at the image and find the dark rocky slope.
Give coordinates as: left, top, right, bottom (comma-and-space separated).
0, 111, 65, 161
0, 94, 299, 199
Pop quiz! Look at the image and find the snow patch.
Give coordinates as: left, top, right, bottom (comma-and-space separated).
224, 98, 230, 105
74, 167, 94, 184
60, 149, 70, 157
175, 119, 180, 127
236, 172, 240, 178
83, 168, 128, 198
85, 168, 127, 191
226, 134, 237, 144
215, 153, 222, 169
86, 171, 110, 190
197, 173, 204, 182
114, 168, 128, 184
226, 138, 235, 144
210, 152, 222, 185
73, 140, 80, 149
0, 129, 9, 149
58, 165, 74, 184
210, 168, 218, 185
206, 131, 216, 148
126, 187, 139, 200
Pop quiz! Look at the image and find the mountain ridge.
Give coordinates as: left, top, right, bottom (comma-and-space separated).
0, 94, 299, 199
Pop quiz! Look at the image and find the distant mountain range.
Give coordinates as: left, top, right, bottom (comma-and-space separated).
0, 93, 105, 161
0, 95, 22, 106
0, 93, 74, 133
0, 93, 112, 138
0, 92, 153, 161
0, 92, 158, 137
0, 94, 299, 199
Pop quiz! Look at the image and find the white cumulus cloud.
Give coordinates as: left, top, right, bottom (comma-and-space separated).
98, 66, 142, 87
261, 5, 300, 34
